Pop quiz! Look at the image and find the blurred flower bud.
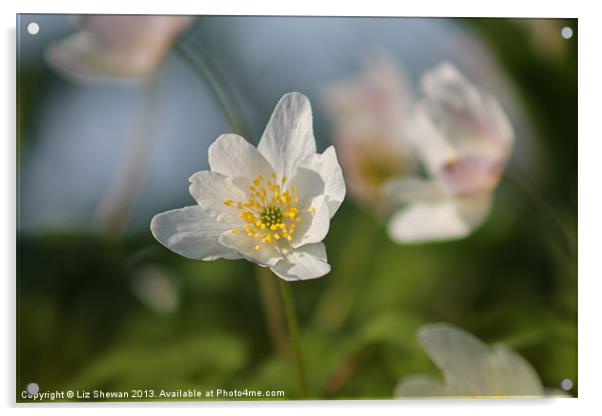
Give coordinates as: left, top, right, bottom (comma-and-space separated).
131, 265, 180, 314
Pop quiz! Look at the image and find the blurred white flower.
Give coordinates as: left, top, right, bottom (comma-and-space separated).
151, 92, 345, 281
47, 15, 193, 81
395, 323, 566, 398
131, 265, 180, 314
325, 56, 513, 242
324, 54, 418, 209
385, 63, 514, 243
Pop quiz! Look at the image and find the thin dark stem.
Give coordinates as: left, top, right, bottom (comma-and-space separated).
175, 42, 250, 139
279, 280, 309, 399
503, 174, 576, 262
176, 40, 295, 360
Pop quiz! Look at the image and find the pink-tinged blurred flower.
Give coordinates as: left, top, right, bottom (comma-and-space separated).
395, 323, 568, 398
324, 55, 419, 210
385, 63, 514, 243
46, 15, 193, 81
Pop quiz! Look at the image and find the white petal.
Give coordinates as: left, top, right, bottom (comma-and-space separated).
301, 146, 346, 218
150, 206, 240, 260
387, 200, 472, 243
418, 323, 491, 395
285, 167, 330, 248
419, 62, 514, 159
384, 177, 448, 204
416, 324, 546, 397
188, 171, 248, 224
394, 375, 446, 397
208, 133, 274, 179
482, 346, 544, 396
286, 166, 324, 208
455, 194, 492, 231
218, 230, 280, 267
291, 195, 331, 248
421, 62, 482, 110
269, 243, 330, 281
258, 92, 317, 180
483, 95, 515, 150
408, 104, 457, 175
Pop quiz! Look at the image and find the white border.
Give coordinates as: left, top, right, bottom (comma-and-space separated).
6, 0, 580, 17
3, 1, 599, 415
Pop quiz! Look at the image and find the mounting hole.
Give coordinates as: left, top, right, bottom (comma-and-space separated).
26, 382, 39, 395
560, 378, 573, 391
561, 26, 573, 40
27, 22, 40, 35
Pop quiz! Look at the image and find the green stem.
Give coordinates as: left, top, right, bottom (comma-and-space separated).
255, 266, 289, 358
279, 279, 309, 399
176, 39, 295, 361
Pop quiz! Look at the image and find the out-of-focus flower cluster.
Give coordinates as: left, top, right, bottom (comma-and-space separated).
325, 55, 514, 243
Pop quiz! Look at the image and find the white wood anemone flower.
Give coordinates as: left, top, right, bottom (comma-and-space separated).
46, 15, 193, 81
385, 62, 514, 243
151, 92, 346, 281
395, 323, 567, 398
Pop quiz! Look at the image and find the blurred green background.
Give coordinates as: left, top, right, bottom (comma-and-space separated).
17, 16, 576, 401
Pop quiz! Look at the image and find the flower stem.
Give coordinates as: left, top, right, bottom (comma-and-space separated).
503, 174, 576, 263
278, 279, 309, 399
176, 38, 293, 359
255, 266, 289, 358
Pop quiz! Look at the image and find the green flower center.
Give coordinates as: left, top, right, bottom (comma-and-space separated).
260, 205, 283, 228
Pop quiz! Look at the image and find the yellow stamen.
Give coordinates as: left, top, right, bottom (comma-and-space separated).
224, 173, 305, 247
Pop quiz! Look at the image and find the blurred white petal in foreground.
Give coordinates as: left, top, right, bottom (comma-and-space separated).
395, 323, 568, 398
